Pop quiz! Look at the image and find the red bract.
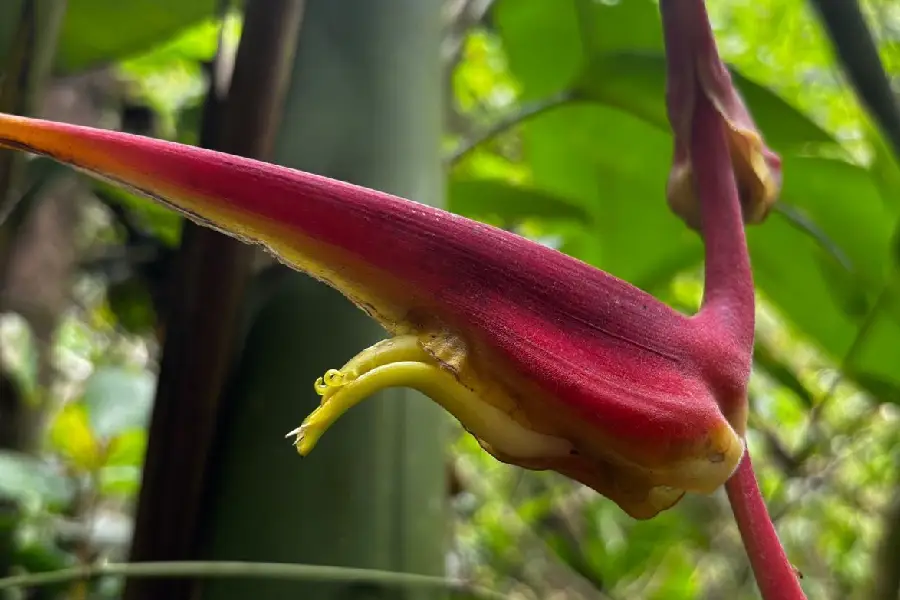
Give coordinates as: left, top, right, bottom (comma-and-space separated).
0, 111, 744, 519
0, 1, 809, 596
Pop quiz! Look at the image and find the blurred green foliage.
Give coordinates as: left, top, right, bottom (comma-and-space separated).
57, 0, 223, 72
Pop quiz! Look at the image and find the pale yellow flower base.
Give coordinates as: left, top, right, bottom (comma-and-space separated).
287, 335, 572, 460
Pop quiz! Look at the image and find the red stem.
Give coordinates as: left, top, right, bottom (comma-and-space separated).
688, 67, 805, 600
691, 77, 755, 352
726, 453, 806, 599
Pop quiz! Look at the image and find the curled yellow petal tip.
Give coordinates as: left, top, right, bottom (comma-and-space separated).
314, 369, 350, 398
288, 334, 573, 461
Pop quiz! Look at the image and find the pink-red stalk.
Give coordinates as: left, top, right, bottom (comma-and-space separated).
690, 73, 805, 600
727, 455, 805, 599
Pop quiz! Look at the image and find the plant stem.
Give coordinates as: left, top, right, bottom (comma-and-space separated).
680, 9, 803, 594
0, 561, 505, 599
726, 453, 806, 599
688, 77, 755, 432
689, 69, 755, 352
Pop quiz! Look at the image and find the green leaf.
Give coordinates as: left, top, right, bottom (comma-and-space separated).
576, 0, 663, 55
96, 182, 183, 247
777, 156, 893, 287
493, 0, 585, 100
494, 0, 662, 101
522, 103, 702, 287
0, 314, 39, 405
56, 0, 220, 72
867, 125, 900, 217
577, 52, 836, 151
82, 367, 156, 440
496, 0, 835, 151
105, 428, 148, 467
0, 451, 72, 506
865, 125, 900, 276
747, 218, 900, 390
49, 403, 102, 471
847, 374, 900, 404
448, 178, 591, 223
748, 156, 900, 390
14, 540, 73, 572
107, 278, 159, 335
99, 466, 143, 497
753, 345, 815, 409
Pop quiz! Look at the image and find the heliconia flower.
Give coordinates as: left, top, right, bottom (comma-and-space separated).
661, 0, 783, 231
0, 108, 749, 520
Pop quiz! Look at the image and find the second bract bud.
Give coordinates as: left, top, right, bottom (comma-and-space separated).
661, 0, 783, 231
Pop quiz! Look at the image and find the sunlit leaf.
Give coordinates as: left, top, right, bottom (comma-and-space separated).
49, 403, 102, 472
99, 465, 143, 497
56, 0, 220, 72
105, 428, 148, 467
95, 182, 183, 248
83, 366, 156, 439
